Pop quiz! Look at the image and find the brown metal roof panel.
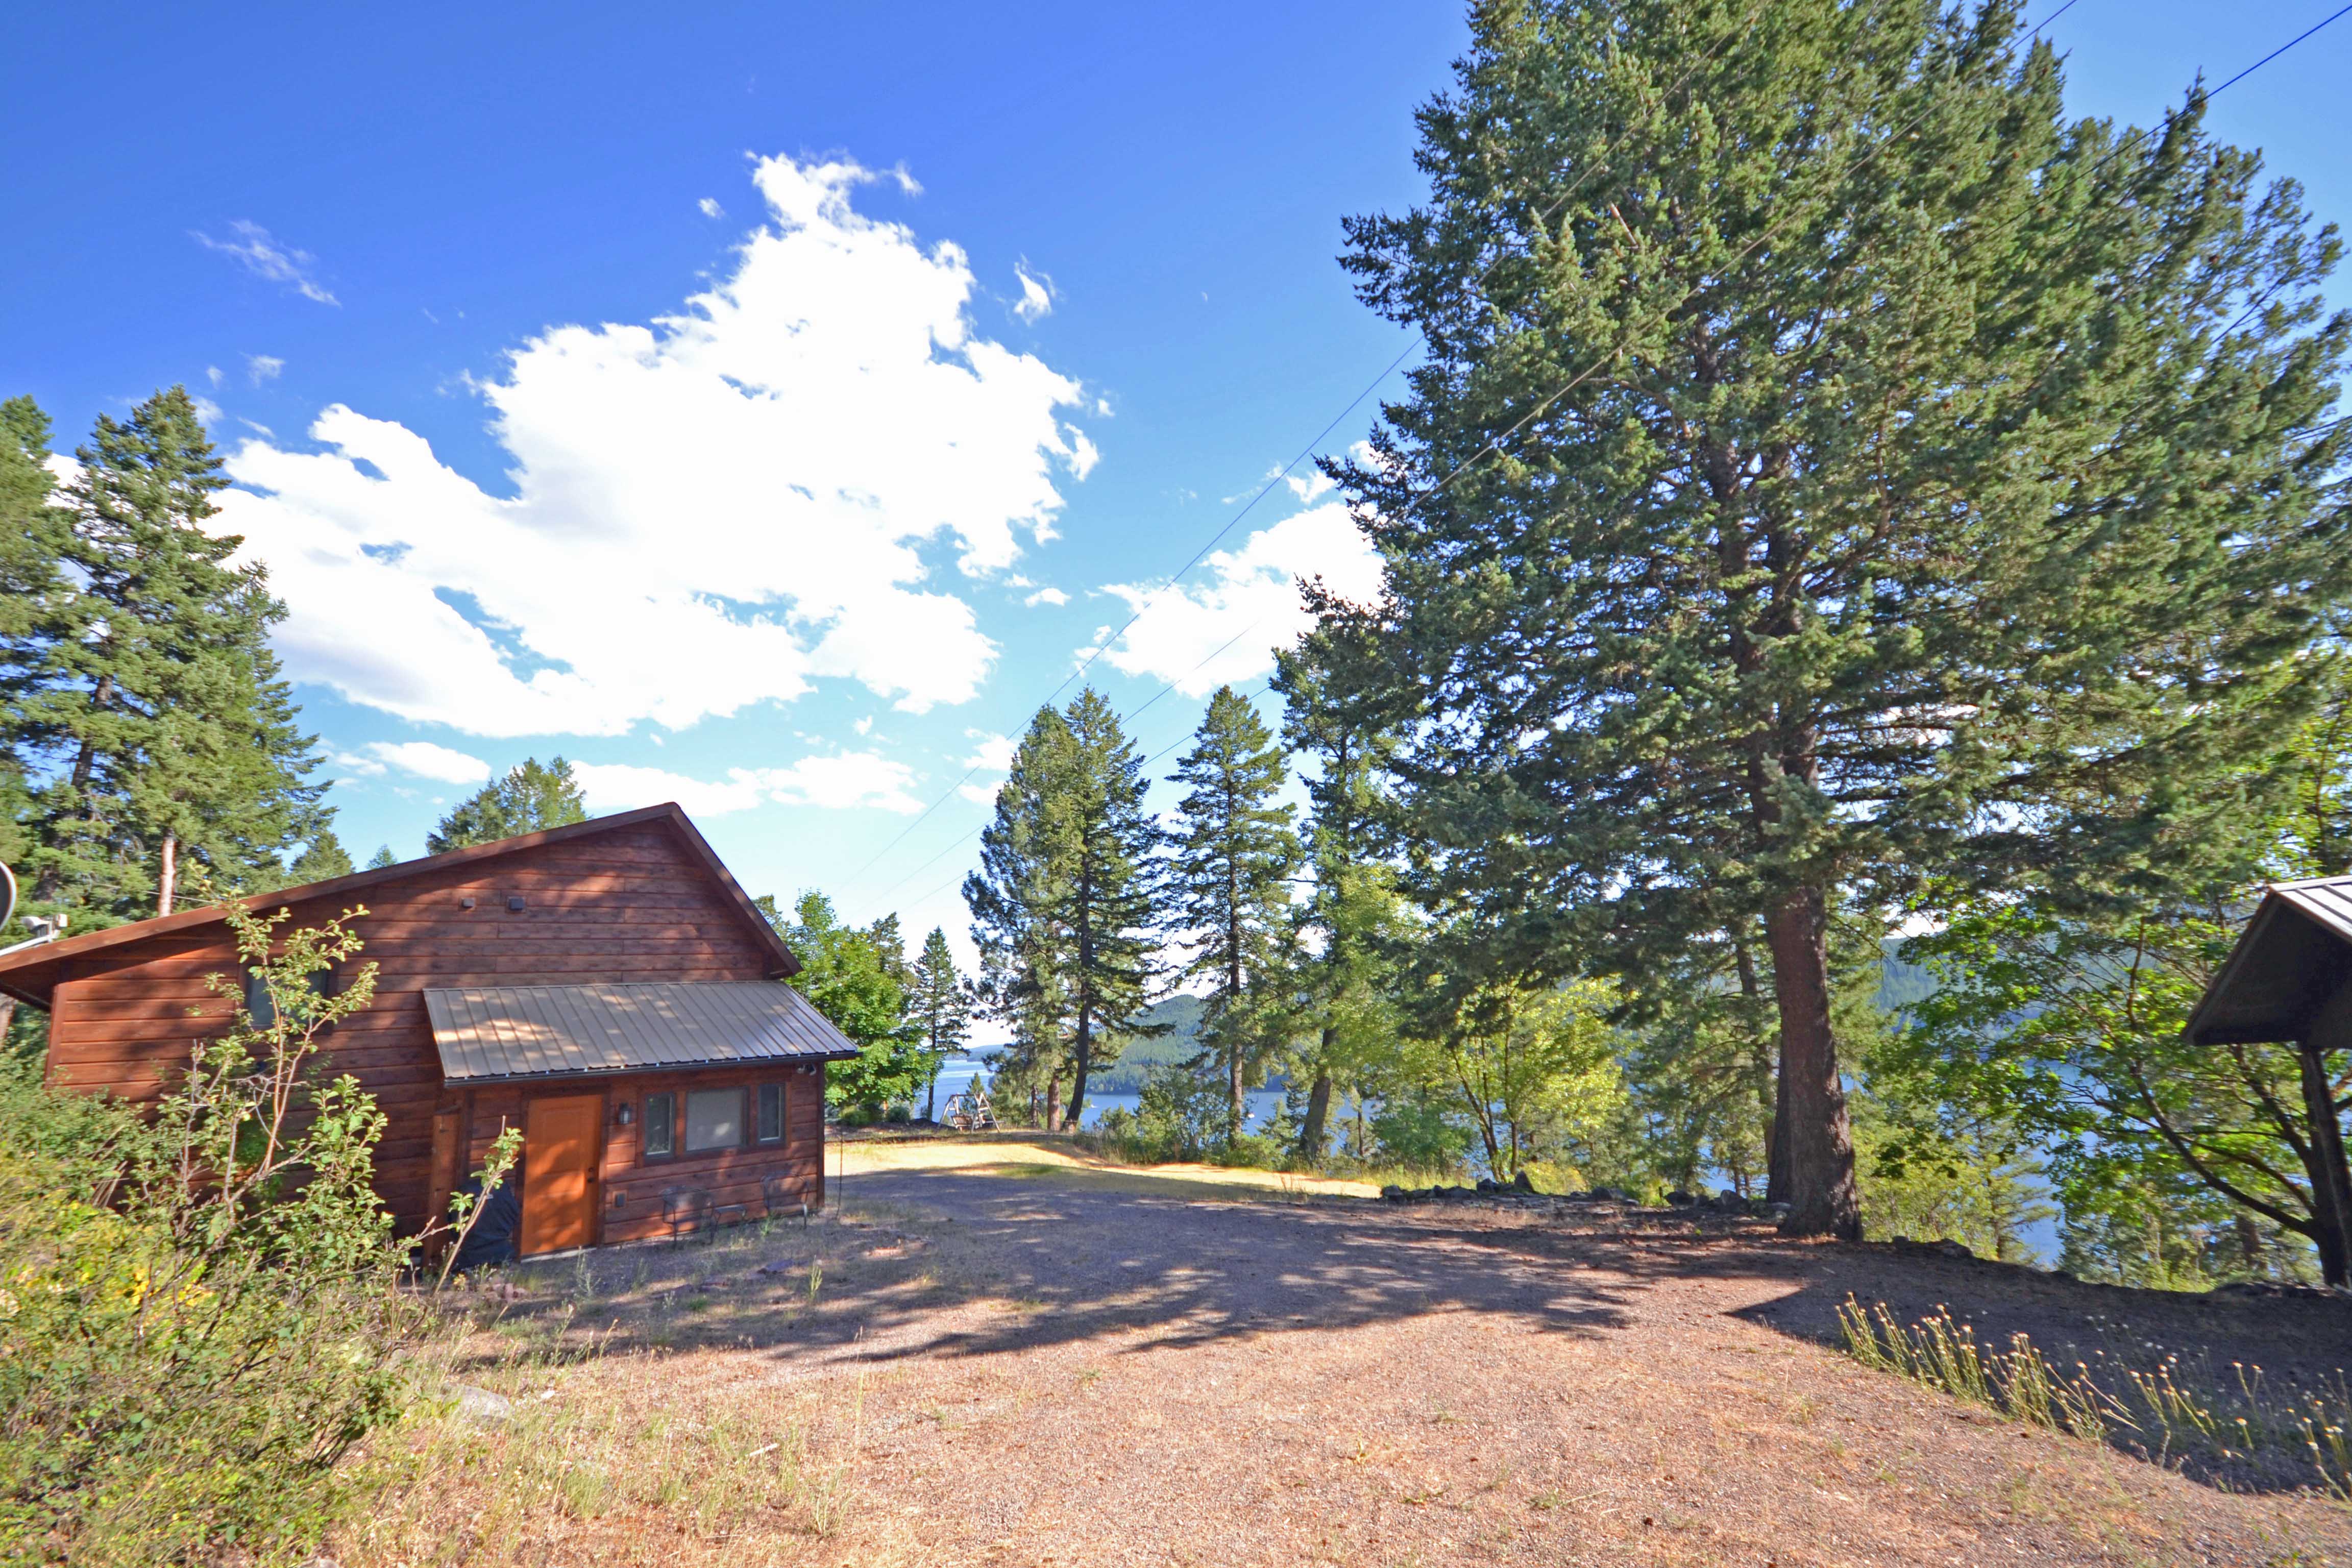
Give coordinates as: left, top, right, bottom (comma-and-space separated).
421, 981, 859, 1083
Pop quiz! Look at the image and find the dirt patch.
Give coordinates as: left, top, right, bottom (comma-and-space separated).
341, 1159, 2352, 1567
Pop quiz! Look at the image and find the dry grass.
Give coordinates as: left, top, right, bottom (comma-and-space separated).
834, 1130, 1382, 1198
329, 1147, 2352, 1567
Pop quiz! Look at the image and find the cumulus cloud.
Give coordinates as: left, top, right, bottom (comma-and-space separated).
216, 155, 1093, 737
958, 782, 1000, 805
961, 732, 1017, 771
1092, 504, 1383, 696
247, 355, 284, 384
572, 752, 923, 816
1013, 265, 1055, 322
1023, 586, 1069, 607
193, 221, 338, 305
334, 740, 493, 784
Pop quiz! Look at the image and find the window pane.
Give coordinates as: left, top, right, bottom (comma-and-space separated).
243, 971, 276, 1028
684, 1088, 744, 1153
757, 1083, 783, 1143
643, 1092, 675, 1158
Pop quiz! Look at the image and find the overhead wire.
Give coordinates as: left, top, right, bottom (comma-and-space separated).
844, 6, 1776, 902
859, 0, 2348, 916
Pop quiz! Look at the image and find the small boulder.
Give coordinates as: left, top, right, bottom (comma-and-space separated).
451, 1384, 514, 1427
1666, 1190, 1696, 1207
1380, 1184, 1406, 1202
1511, 1169, 1537, 1194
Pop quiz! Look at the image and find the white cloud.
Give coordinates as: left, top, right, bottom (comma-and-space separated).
192, 221, 338, 305
336, 740, 493, 785
1093, 503, 1384, 695
698, 197, 724, 218
248, 355, 284, 384
192, 397, 225, 427
206, 365, 224, 388
853, 716, 873, 736
216, 154, 1093, 738
961, 732, 1016, 771
1023, 586, 1069, 607
958, 782, 999, 805
573, 761, 765, 816
1013, 265, 1055, 322
1284, 470, 1336, 505
239, 419, 275, 438
573, 751, 923, 817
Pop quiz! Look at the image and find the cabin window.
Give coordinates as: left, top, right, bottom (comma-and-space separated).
684, 1088, 744, 1153
756, 1083, 784, 1144
643, 1091, 676, 1159
241, 964, 338, 1030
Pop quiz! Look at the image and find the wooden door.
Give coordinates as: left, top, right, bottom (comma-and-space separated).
519, 1093, 603, 1255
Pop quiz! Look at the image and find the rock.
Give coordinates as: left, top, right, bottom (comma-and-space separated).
1380, 1184, 1407, 1202
1511, 1170, 1537, 1194
451, 1384, 514, 1426
1765, 1201, 1792, 1220
1587, 1185, 1626, 1203
1666, 1190, 1696, 1207
1712, 1190, 1751, 1215
1475, 1177, 1500, 1195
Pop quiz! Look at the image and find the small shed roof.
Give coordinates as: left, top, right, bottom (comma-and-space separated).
2184, 875, 2352, 1046
424, 981, 862, 1084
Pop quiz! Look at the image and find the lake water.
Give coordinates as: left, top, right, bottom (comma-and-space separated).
930, 1059, 1289, 1132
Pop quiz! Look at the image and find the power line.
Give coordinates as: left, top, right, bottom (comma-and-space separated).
844, 9, 1782, 901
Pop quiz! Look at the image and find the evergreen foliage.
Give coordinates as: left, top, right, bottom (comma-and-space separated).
965, 691, 1163, 1129
7, 388, 332, 926
1320, 0, 2351, 1236
365, 844, 398, 870
1167, 685, 1301, 1137
1276, 620, 1409, 1160
284, 828, 355, 886
425, 756, 588, 853
910, 927, 974, 1119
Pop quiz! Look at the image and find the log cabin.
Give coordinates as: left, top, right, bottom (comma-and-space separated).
0, 803, 861, 1257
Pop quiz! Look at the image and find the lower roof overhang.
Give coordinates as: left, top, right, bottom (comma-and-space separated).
427, 980, 863, 1086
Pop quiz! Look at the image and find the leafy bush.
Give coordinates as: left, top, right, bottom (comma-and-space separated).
1368, 1094, 1475, 1177
0, 900, 463, 1565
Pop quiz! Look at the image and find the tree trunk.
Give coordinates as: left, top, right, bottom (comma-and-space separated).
925, 1068, 939, 1123
2295, 1037, 2351, 1288
1764, 885, 1860, 1238
1300, 1061, 1335, 1163
157, 831, 178, 917
1045, 1072, 1061, 1135
1067, 1009, 1092, 1134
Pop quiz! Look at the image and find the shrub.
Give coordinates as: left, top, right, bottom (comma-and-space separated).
0, 899, 467, 1565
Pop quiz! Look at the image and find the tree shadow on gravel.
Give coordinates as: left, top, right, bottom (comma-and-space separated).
468, 1166, 2352, 1499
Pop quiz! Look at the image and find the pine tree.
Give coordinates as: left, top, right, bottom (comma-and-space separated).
0, 397, 68, 899
1327, 0, 2350, 1236
365, 845, 398, 870
1168, 685, 1301, 1140
284, 829, 355, 886
1275, 617, 1406, 1160
911, 927, 974, 1120
426, 757, 589, 852
16, 388, 329, 921
965, 690, 1163, 1131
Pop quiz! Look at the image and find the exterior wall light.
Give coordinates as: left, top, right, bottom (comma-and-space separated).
616, 1102, 636, 1126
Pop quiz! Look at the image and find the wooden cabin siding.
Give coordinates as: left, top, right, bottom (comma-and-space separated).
39, 818, 797, 1237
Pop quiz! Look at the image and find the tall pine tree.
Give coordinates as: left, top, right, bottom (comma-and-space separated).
426, 756, 589, 852
16, 388, 330, 922
1327, 0, 2349, 1236
1168, 685, 1301, 1139
1276, 616, 1406, 1160
911, 927, 974, 1120
966, 690, 1163, 1130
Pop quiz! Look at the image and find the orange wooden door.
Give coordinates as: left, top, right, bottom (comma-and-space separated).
520, 1094, 603, 1255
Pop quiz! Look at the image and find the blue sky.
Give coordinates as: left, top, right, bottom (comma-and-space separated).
6, 1, 2349, 964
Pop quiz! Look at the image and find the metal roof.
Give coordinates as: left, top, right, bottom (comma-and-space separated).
425, 981, 861, 1084
2184, 874, 2352, 1046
